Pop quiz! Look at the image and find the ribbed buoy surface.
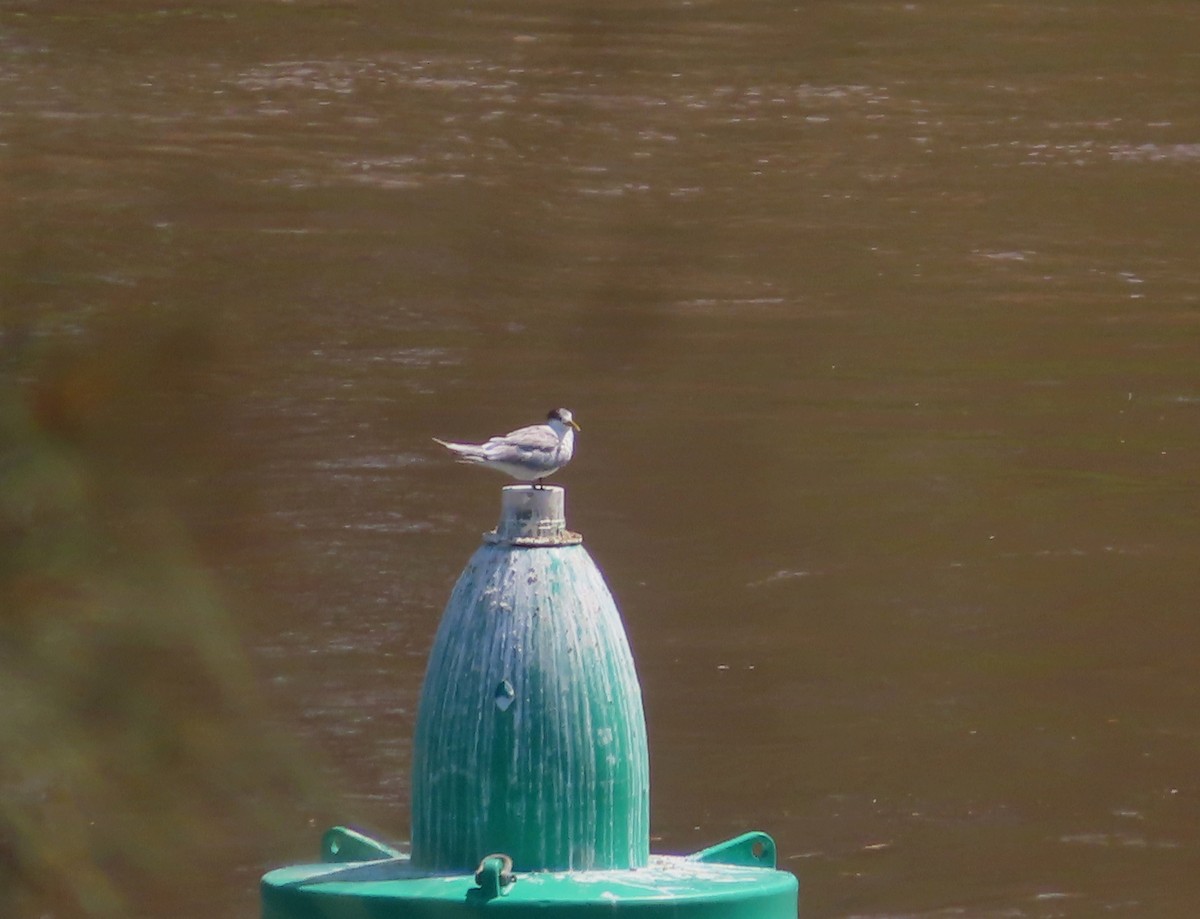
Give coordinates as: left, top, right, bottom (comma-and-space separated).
410, 486, 649, 872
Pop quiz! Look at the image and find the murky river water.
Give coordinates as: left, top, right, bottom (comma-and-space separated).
3, 2, 1199, 917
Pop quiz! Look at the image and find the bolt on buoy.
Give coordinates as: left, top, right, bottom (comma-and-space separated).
261, 484, 799, 917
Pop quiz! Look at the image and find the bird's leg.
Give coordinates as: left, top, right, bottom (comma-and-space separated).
534, 478, 545, 490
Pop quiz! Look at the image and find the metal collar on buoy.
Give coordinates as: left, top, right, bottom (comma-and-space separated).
483, 485, 583, 547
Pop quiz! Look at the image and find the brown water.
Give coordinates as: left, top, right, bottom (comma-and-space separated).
3, 2, 1200, 917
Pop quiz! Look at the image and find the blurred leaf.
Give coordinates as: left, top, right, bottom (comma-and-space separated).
1, 326, 320, 918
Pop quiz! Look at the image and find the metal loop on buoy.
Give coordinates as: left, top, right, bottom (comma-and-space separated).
473, 853, 516, 899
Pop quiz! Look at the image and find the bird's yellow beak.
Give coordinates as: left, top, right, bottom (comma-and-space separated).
569, 419, 581, 431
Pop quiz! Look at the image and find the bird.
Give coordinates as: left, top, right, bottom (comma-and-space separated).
433, 408, 580, 487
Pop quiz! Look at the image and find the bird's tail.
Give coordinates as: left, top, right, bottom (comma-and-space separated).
432, 437, 487, 464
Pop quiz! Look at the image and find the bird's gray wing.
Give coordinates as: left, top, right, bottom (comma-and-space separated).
480, 424, 558, 463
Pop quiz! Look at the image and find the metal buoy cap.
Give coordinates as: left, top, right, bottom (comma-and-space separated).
485, 485, 582, 547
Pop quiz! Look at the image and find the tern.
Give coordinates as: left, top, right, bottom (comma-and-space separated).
434, 408, 580, 487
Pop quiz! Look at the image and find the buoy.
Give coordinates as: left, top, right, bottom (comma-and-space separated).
411, 484, 649, 873
261, 485, 799, 917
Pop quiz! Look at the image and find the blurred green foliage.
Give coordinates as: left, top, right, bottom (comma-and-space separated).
0, 322, 316, 917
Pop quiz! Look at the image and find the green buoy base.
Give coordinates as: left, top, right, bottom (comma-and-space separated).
262, 829, 798, 918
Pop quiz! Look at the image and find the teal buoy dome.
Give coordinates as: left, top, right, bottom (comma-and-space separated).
261, 485, 799, 918
412, 486, 649, 872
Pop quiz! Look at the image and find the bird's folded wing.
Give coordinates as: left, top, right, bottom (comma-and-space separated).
482, 425, 557, 460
